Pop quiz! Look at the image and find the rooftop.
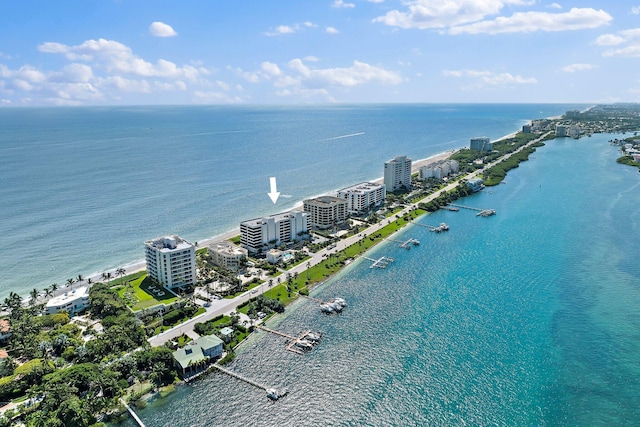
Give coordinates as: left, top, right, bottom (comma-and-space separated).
145, 235, 193, 252
338, 182, 384, 193
46, 286, 89, 308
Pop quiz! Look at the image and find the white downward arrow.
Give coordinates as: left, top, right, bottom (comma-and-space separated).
268, 177, 280, 204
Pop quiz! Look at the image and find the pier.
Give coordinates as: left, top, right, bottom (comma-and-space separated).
212, 364, 287, 400
257, 326, 318, 355
362, 255, 394, 269
448, 204, 496, 217
299, 294, 323, 303
386, 237, 420, 249
414, 222, 449, 232
299, 294, 347, 314
119, 398, 146, 427
212, 364, 268, 391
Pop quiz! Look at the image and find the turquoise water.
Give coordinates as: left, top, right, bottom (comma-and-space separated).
0, 104, 578, 298
121, 134, 640, 425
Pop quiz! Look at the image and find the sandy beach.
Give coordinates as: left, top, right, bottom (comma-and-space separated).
85, 149, 458, 284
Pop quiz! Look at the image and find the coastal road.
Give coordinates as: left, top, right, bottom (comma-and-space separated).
147, 132, 551, 346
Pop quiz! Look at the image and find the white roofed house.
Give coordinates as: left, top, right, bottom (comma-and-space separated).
45, 286, 90, 316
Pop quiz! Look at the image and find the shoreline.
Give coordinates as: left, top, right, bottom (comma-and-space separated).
46, 122, 532, 294
82, 149, 460, 285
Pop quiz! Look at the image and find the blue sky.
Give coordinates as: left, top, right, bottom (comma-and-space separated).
0, 0, 638, 105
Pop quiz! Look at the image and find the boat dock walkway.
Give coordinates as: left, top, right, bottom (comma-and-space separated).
212, 364, 268, 391
119, 398, 146, 427
362, 255, 394, 269
449, 204, 496, 217
387, 238, 420, 249
299, 294, 323, 303
257, 326, 312, 355
414, 222, 450, 232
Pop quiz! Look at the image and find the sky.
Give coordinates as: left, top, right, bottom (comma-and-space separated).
0, 0, 638, 106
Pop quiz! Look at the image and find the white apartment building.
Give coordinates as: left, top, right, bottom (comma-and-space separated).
337, 182, 386, 215
240, 211, 310, 254
45, 286, 90, 315
208, 241, 248, 272
384, 155, 412, 192
145, 235, 196, 289
419, 159, 459, 180
303, 196, 348, 230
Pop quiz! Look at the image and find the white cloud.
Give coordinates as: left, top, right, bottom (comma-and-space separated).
304, 56, 320, 62
373, 0, 533, 30
332, 0, 355, 8
449, 8, 612, 35
595, 33, 626, 46
326, 27, 340, 34
372, 1, 610, 35
598, 28, 640, 57
193, 91, 243, 104
443, 69, 537, 86
562, 63, 595, 73
368, 0, 385, 3
261, 61, 282, 77
265, 25, 295, 36
265, 22, 318, 36
38, 39, 208, 81
286, 58, 403, 88
548, 3, 562, 9
149, 21, 178, 37
632, 6, 640, 15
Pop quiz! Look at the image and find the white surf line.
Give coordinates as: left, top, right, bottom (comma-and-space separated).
319, 132, 365, 142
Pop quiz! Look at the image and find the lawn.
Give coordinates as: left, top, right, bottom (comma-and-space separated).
118, 274, 180, 311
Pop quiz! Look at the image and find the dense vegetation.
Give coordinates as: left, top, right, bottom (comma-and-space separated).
0, 283, 178, 426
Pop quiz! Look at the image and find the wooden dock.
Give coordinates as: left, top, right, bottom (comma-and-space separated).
414, 222, 449, 232
449, 204, 496, 217
212, 364, 268, 391
257, 325, 296, 340
119, 398, 146, 427
299, 294, 323, 303
386, 237, 420, 249
362, 255, 394, 269
257, 326, 313, 355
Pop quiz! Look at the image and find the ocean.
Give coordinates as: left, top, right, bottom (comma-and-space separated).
116, 131, 640, 426
12, 105, 616, 425
0, 104, 577, 299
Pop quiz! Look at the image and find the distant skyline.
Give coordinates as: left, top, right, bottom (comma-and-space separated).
0, 1, 638, 106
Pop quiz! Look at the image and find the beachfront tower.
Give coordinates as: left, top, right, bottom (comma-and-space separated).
240, 211, 310, 254
145, 235, 196, 289
303, 196, 348, 230
337, 182, 386, 215
384, 155, 412, 192
470, 137, 492, 152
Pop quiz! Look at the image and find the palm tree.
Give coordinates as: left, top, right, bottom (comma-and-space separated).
76, 274, 84, 284
306, 262, 311, 280
50, 283, 58, 294
66, 278, 75, 289
29, 288, 39, 306
43, 286, 53, 298
101, 272, 112, 285
115, 267, 126, 281
86, 278, 93, 285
